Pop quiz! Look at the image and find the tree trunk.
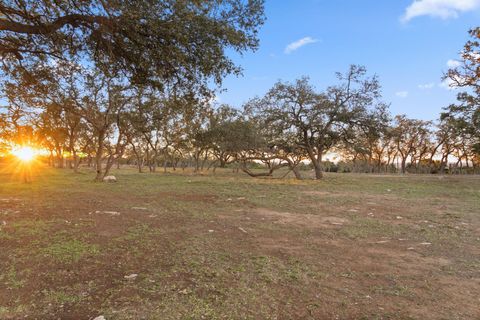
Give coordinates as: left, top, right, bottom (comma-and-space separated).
292, 166, 303, 180
94, 130, 105, 182
401, 157, 407, 174
314, 164, 323, 179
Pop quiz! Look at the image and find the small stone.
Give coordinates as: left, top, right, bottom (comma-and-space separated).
104, 211, 120, 216
386, 189, 391, 192
420, 242, 432, 246
131, 207, 147, 210
93, 316, 106, 320
208, 230, 214, 233
407, 247, 415, 250
124, 274, 138, 280
348, 209, 358, 213
237, 197, 246, 200
103, 175, 117, 183
396, 216, 403, 220
238, 227, 248, 233
179, 289, 188, 295
375, 240, 389, 244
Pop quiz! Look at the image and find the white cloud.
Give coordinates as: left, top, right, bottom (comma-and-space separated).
401, 0, 480, 22
418, 83, 435, 89
440, 78, 455, 90
395, 91, 409, 98
446, 59, 461, 68
284, 37, 319, 54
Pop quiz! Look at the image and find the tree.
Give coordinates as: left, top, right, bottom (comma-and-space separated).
443, 27, 480, 162
392, 115, 431, 174
0, 0, 265, 91
247, 66, 385, 179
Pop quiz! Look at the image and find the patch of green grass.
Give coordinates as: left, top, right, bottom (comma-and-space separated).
42, 289, 83, 305
41, 239, 99, 263
340, 216, 409, 240
0, 306, 8, 316
0, 266, 26, 289
372, 283, 414, 298
10, 219, 51, 237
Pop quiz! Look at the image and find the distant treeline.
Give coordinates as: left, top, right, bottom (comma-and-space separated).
0, 0, 477, 181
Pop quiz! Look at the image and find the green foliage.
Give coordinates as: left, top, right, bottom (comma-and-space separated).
0, 1, 265, 90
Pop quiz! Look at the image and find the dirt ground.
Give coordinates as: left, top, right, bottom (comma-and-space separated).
0, 166, 479, 319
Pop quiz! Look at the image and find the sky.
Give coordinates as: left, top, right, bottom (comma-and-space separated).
217, 0, 480, 121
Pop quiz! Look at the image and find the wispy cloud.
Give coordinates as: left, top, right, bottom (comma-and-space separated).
401, 0, 480, 22
395, 91, 409, 98
418, 83, 435, 90
439, 78, 455, 90
284, 37, 319, 54
446, 59, 461, 68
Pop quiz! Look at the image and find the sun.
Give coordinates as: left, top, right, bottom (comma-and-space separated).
11, 146, 37, 162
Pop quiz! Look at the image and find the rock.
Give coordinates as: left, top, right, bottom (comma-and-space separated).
348, 209, 359, 213
420, 242, 432, 246
124, 273, 138, 280
103, 175, 117, 183
104, 211, 120, 216
396, 216, 403, 220
407, 247, 415, 250
208, 230, 214, 233
238, 227, 248, 233
93, 316, 106, 320
95, 210, 120, 216
131, 207, 147, 210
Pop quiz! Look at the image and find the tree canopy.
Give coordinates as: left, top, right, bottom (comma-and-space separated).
0, 0, 265, 90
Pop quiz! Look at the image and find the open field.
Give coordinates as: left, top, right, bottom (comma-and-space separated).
0, 167, 479, 320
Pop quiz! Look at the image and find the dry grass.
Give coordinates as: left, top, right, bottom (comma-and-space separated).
0, 166, 479, 319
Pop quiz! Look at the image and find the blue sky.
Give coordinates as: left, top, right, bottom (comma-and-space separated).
218, 0, 480, 121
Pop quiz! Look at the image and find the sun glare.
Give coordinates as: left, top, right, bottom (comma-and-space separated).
11, 146, 37, 162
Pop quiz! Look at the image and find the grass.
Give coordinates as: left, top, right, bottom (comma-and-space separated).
40, 238, 100, 264
0, 165, 479, 319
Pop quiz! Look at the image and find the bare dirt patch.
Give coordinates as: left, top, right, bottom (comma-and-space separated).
250, 208, 349, 228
